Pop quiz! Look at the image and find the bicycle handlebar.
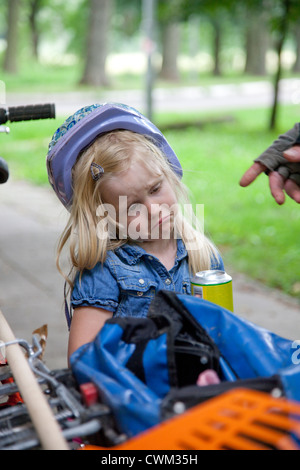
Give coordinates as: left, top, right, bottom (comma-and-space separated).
0, 103, 56, 184
0, 157, 9, 184
0, 103, 55, 124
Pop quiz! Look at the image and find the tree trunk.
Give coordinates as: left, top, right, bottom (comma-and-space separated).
269, 0, 291, 130
293, 24, 300, 72
29, 0, 41, 60
3, 0, 21, 74
80, 0, 113, 86
159, 21, 180, 81
211, 18, 222, 76
244, 12, 268, 75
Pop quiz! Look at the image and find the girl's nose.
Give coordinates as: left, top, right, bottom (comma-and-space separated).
147, 200, 161, 220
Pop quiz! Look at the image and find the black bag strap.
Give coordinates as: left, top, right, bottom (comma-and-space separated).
148, 290, 221, 357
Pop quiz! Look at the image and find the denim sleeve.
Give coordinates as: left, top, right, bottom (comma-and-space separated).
71, 263, 119, 313
211, 251, 224, 271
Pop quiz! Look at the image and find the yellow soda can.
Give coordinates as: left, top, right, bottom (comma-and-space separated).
191, 270, 234, 312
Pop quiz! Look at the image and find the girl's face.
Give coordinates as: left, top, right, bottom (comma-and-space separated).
100, 159, 178, 242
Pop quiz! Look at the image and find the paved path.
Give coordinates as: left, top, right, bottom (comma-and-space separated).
0, 180, 69, 369
0, 179, 299, 370
5, 78, 300, 116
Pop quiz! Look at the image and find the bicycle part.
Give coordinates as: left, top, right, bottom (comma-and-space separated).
0, 157, 9, 184
0, 103, 55, 124
80, 388, 300, 450
0, 309, 68, 450
0, 333, 123, 450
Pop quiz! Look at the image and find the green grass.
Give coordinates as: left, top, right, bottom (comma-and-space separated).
3, 59, 300, 93
157, 105, 300, 298
1, 62, 83, 93
1, 118, 60, 184
1, 102, 300, 299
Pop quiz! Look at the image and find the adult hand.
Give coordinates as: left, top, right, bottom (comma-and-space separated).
240, 141, 300, 205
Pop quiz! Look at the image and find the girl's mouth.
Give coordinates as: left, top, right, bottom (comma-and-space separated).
152, 214, 171, 230
153, 214, 170, 228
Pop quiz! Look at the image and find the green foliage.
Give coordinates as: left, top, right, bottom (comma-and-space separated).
1, 0, 300, 71
269, 0, 300, 31
158, 0, 185, 23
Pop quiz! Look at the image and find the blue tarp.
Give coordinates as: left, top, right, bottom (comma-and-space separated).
70, 294, 300, 437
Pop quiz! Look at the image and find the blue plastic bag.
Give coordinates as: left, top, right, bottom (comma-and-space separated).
70, 291, 300, 437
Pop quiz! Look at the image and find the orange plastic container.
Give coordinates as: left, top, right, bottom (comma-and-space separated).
81, 388, 300, 450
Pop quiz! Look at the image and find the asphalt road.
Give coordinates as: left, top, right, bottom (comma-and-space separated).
5, 78, 300, 117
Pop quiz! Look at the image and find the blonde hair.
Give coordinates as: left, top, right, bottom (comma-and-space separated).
57, 130, 219, 288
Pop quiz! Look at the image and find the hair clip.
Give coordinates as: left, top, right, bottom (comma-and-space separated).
90, 162, 104, 181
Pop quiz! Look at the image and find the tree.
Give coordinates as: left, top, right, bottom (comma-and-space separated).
244, 10, 269, 76
3, 0, 21, 74
158, 0, 183, 81
180, 0, 240, 77
28, 0, 42, 59
210, 14, 222, 76
159, 21, 181, 81
269, 0, 300, 129
293, 25, 300, 72
27, 0, 53, 61
234, 0, 300, 129
80, 0, 113, 86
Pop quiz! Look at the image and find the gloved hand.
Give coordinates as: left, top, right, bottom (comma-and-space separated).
240, 124, 300, 204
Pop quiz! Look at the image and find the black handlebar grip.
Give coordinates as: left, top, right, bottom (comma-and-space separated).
0, 108, 7, 125
7, 104, 56, 122
0, 157, 9, 184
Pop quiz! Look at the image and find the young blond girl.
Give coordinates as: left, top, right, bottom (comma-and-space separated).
46, 103, 224, 360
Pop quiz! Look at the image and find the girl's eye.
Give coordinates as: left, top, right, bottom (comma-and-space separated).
151, 183, 161, 194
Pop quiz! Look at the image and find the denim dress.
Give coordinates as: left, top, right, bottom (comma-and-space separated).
71, 239, 224, 319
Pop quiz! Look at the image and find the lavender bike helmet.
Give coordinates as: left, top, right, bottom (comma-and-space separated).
46, 102, 183, 209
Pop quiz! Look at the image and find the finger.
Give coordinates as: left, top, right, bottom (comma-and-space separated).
283, 145, 300, 162
239, 162, 266, 187
268, 171, 285, 205
284, 178, 300, 204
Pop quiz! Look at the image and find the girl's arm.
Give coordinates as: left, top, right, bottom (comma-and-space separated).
67, 306, 113, 364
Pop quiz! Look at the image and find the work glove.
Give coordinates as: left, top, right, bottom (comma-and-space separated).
254, 123, 300, 187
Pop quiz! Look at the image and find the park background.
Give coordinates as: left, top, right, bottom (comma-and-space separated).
0, 0, 300, 300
